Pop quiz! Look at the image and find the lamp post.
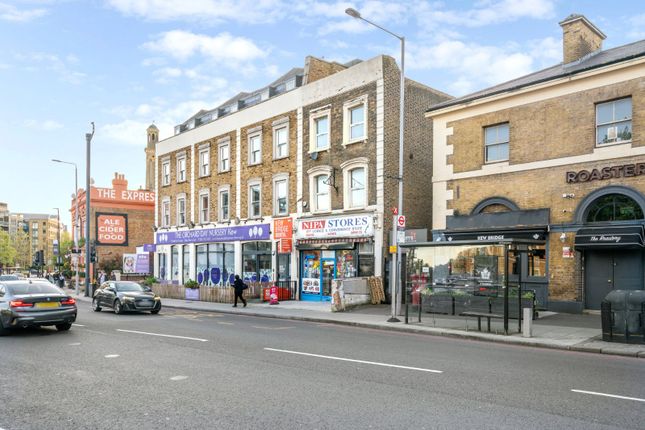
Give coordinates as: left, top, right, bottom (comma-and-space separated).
52, 158, 80, 295
53, 207, 61, 272
85, 122, 95, 297
346, 8, 405, 323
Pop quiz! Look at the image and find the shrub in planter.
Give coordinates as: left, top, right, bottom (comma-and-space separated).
142, 276, 157, 287
184, 279, 200, 289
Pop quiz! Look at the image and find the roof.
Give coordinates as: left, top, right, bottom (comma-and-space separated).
426, 39, 645, 114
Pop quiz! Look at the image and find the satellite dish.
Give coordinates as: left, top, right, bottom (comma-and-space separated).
310, 151, 318, 160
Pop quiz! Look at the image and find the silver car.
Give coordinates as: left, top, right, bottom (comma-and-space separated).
0, 280, 77, 335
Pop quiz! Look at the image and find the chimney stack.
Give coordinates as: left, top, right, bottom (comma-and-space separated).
559, 14, 606, 64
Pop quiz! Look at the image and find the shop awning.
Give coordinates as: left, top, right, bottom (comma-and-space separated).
574, 225, 645, 249
297, 237, 371, 245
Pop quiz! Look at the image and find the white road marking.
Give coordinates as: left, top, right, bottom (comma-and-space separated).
572, 389, 645, 403
264, 348, 443, 374
217, 322, 234, 325
252, 326, 293, 330
73, 323, 85, 327
68, 343, 81, 346
105, 354, 120, 358
170, 375, 188, 381
117, 329, 208, 342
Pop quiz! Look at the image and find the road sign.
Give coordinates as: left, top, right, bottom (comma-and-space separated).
389, 245, 397, 253
392, 207, 398, 215
397, 231, 405, 244
397, 215, 406, 228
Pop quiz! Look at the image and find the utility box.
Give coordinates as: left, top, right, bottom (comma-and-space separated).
601, 290, 645, 344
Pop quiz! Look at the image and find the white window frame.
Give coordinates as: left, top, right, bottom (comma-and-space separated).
273, 121, 289, 160
218, 140, 230, 173
484, 123, 509, 163
248, 128, 262, 166
307, 166, 332, 213
218, 186, 230, 222
309, 108, 331, 153
273, 173, 289, 216
176, 194, 187, 226
341, 158, 369, 210
161, 159, 170, 186
248, 180, 262, 219
596, 97, 632, 146
176, 152, 187, 183
198, 145, 210, 177
343, 95, 368, 145
161, 197, 170, 227
198, 189, 210, 224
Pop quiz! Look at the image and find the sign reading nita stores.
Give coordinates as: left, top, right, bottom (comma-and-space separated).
96, 213, 128, 246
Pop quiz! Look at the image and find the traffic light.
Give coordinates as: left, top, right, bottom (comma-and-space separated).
90, 246, 97, 263
33, 250, 44, 266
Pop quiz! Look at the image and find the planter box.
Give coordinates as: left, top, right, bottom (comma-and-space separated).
185, 288, 199, 300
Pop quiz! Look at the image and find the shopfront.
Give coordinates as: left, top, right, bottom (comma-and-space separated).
296, 214, 375, 301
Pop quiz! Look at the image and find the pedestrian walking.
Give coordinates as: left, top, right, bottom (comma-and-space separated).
98, 271, 106, 285
232, 275, 248, 308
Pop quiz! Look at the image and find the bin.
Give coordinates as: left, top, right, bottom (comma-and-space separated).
601, 290, 645, 344
626, 290, 645, 344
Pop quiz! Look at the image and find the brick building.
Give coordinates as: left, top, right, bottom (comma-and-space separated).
72, 173, 154, 275
426, 14, 645, 312
153, 55, 450, 300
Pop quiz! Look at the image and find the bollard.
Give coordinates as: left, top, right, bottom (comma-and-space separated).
522, 307, 533, 338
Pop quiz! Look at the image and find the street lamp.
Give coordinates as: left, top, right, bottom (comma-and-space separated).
85, 122, 95, 297
345, 8, 405, 323
53, 207, 61, 272
52, 158, 80, 295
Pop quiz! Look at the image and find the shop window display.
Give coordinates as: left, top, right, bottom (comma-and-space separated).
242, 242, 272, 284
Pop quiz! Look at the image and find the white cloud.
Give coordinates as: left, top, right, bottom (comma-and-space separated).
24, 119, 63, 130
628, 13, 645, 39
143, 30, 267, 63
106, 0, 286, 24
15, 52, 86, 84
0, 2, 48, 22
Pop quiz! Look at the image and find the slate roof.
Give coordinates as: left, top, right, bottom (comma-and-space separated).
426, 39, 645, 114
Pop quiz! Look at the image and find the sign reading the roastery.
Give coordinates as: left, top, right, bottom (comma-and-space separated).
566, 163, 645, 183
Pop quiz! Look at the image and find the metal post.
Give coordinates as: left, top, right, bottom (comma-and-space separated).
54, 208, 61, 272
504, 246, 509, 335
84, 123, 95, 297
74, 165, 79, 295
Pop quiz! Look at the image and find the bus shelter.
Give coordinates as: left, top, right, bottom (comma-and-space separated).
401, 239, 545, 335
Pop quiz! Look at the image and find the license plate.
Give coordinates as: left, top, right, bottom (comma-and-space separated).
36, 302, 60, 309
138, 300, 152, 306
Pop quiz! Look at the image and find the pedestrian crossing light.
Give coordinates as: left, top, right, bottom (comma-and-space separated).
90, 246, 97, 263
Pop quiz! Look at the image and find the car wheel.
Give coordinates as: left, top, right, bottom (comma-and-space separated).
114, 300, 123, 314
92, 298, 102, 312
56, 323, 72, 331
151, 306, 161, 315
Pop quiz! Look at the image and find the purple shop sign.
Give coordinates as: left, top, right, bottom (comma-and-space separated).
135, 254, 150, 274
142, 243, 156, 252
156, 224, 270, 245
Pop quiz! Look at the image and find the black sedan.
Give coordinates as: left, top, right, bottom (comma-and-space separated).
0, 280, 77, 335
92, 281, 161, 314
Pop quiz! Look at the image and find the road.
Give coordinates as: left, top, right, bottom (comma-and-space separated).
1, 301, 644, 429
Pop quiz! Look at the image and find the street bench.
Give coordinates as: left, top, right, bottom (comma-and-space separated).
461, 311, 504, 332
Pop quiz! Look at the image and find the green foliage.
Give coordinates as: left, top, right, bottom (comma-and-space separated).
184, 279, 199, 289
0, 231, 17, 267
142, 276, 157, 287
9, 230, 30, 269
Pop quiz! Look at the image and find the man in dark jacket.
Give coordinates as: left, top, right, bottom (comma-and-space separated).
232, 275, 247, 307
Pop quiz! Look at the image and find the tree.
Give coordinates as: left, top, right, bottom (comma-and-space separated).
9, 230, 30, 270
0, 231, 17, 270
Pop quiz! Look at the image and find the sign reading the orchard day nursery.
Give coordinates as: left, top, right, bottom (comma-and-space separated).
156, 224, 270, 245
296, 214, 374, 239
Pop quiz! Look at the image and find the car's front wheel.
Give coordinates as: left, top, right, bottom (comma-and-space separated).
56, 323, 72, 331
92, 298, 102, 312
114, 300, 124, 314
151, 305, 161, 315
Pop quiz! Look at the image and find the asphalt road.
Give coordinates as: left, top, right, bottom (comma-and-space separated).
1, 301, 644, 430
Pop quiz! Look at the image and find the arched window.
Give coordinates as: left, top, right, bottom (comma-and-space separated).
471, 197, 519, 215
585, 194, 644, 223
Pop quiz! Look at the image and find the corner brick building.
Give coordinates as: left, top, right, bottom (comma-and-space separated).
426, 14, 645, 312
153, 55, 450, 301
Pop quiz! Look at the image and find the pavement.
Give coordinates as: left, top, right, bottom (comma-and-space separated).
72, 292, 645, 359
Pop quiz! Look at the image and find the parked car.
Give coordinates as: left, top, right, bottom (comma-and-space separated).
0, 280, 77, 335
0, 274, 20, 281
92, 281, 161, 314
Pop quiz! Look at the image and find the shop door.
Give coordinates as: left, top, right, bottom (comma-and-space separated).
321, 258, 335, 300
585, 250, 644, 310
277, 254, 290, 281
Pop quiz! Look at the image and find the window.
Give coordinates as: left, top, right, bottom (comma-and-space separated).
585, 194, 644, 222
196, 243, 235, 286
249, 182, 261, 218
177, 195, 186, 226
161, 198, 170, 227
171, 246, 179, 281
158, 253, 167, 280
199, 190, 209, 224
219, 187, 230, 222
199, 147, 210, 177
177, 154, 187, 182
248, 133, 262, 165
162, 160, 170, 186
314, 175, 330, 212
242, 242, 272, 284
349, 167, 366, 208
273, 126, 288, 159
596, 98, 632, 145
182, 245, 190, 283
349, 105, 365, 140
273, 177, 288, 216
218, 141, 230, 172
315, 116, 329, 150
484, 123, 509, 163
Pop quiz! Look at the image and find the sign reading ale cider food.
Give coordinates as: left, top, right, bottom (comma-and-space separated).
96, 213, 128, 246
566, 163, 645, 183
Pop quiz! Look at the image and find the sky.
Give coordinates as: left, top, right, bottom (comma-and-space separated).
0, 0, 643, 226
